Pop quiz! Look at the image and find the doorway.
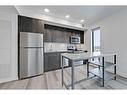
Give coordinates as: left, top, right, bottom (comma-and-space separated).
92, 27, 101, 52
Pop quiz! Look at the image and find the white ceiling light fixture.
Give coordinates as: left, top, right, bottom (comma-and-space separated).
44, 8, 50, 13
65, 15, 70, 18
80, 19, 84, 23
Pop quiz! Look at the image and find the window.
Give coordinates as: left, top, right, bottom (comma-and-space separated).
92, 27, 100, 52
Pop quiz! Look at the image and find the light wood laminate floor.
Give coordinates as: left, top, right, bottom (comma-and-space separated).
0, 65, 127, 89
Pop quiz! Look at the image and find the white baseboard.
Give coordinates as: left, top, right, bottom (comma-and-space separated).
0, 76, 18, 84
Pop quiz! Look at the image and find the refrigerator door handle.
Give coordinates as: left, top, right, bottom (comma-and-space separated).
23, 47, 43, 48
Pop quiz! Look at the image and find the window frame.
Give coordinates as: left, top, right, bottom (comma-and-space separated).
91, 27, 100, 52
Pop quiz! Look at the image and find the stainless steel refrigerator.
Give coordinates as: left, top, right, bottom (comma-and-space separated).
19, 32, 44, 79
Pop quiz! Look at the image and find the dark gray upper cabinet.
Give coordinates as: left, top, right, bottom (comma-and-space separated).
18, 15, 33, 32
64, 31, 69, 43
44, 24, 65, 43
53, 30, 65, 43
18, 15, 44, 33
80, 32, 84, 43
43, 29, 54, 42
32, 19, 44, 33
44, 24, 84, 43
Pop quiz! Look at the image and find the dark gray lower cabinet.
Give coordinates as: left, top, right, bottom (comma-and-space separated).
44, 52, 61, 72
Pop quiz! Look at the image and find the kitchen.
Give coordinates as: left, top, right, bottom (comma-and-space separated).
18, 15, 86, 76
0, 5, 127, 90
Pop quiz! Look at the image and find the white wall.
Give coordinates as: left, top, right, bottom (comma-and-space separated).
0, 6, 19, 83
85, 8, 127, 78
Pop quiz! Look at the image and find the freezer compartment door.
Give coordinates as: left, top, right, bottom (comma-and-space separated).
19, 48, 43, 79
20, 32, 43, 47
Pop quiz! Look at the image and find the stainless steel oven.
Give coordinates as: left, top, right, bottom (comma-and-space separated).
70, 36, 80, 44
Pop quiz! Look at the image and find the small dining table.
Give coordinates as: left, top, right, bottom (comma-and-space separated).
61, 52, 116, 89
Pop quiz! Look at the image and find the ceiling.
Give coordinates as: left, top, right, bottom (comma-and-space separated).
16, 6, 126, 26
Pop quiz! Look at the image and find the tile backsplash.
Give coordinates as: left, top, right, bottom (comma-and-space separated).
44, 43, 68, 52
76, 44, 85, 50
44, 42, 85, 53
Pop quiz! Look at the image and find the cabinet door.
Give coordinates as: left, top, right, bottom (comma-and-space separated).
65, 31, 71, 43
53, 30, 65, 43
80, 32, 84, 43
62, 30, 70, 43
32, 19, 44, 33
44, 53, 60, 72
18, 16, 33, 32
44, 29, 54, 42
18, 15, 44, 33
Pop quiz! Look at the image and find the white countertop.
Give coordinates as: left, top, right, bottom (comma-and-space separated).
61, 52, 116, 61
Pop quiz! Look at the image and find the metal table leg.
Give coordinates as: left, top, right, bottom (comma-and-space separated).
114, 55, 116, 80
87, 61, 89, 78
71, 60, 75, 89
102, 57, 104, 87
61, 56, 64, 86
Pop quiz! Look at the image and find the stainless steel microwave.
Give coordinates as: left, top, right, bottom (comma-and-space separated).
70, 36, 80, 44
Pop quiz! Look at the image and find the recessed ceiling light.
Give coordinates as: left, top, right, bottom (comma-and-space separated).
65, 15, 70, 18
80, 19, 84, 23
44, 8, 50, 13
